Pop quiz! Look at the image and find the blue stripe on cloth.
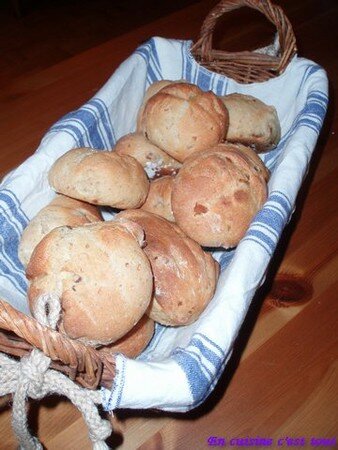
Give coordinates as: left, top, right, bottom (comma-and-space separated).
251, 222, 280, 240
196, 70, 214, 92
89, 99, 116, 146
50, 114, 105, 149
47, 97, 118, 150
0, 189, 29, 227
172, 333, 225, 403
134, 46, 149, 64
48, 124, 86, 147
263, 89, 328, 170
101, 355, 126, 412
80, 104, 111, 148
51, 118, 93, 147
270, 190, 292, 210
148, 38, 162, 78
175, 347, 214, 379
181, 42, 187, 80
218, 249, 235, 271
173, 351, 211, 403
135, 39, 162, 84
241, 191, 293, 256
116, 356, 126, 408
243, 229, 276, 255
214, 192, 291, 269
0, 190, 28, 294
189, 337, 224, 367
194, 333, 226, 358
136, 323, 168, 360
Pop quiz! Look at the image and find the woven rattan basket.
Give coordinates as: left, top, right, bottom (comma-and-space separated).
0, 0, 297, 396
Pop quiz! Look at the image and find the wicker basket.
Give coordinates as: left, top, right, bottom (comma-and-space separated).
0, 0, 297, 393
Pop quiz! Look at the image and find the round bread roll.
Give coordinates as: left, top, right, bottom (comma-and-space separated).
136, 80, 177, 131
19, 195, 102, 267
116, 209, 219, 326
48, 147, 149, 208
97, 315, 155, 359
221, 93, 281, 152
114, 132, 181, 179
141, 176, 175, 222
139, 82, 229, 162
27, 219, 153, 346
171, 143, 268, 248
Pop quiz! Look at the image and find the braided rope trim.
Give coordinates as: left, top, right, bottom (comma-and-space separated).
0, 298, 110, 389
0, 294, 114, 449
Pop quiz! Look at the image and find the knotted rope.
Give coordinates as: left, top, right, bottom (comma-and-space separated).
0, 294, 112, 449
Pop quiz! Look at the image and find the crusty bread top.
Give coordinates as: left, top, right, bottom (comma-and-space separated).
136, 80, 176, 131
27, 219, 153, 346
97, 314, 155, 359
221, 93, 281, 152
48, 147, 149, 208
141, 175, 175, 222
116, 209, 219, 326
139, 82, 229, 162
18, 194, 102, 267
171, 143, 268, 248
114, 132, 181, 178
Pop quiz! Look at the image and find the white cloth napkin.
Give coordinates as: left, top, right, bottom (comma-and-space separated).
0, 37, 328, 411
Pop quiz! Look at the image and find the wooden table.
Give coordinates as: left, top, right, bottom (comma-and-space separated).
0, 0, 337, 448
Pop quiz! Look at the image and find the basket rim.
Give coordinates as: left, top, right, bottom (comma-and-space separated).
190, 0, 297, 84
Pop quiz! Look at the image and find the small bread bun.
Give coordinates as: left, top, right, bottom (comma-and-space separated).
48, 147, 149, 208
27, 220, 153, 346
97, 315, 155, 359
136, 80, 177, 131
19, 195, 102, 267
221, 93, 281, 152
116, 209, 219, 326
139, 82, 229, 162
141, 176, 175, 222
171, 143, 268, 248
114, 132, 181, 179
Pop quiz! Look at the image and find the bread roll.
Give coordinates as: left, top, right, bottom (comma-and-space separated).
97, 315, 155, 359
136, 80, 177, 131
19, 195, 102, 267
139, 82, 229, 162
114, 132, 181, 179
141, 176, 175, 222
48, 147, 149, 208
27, 219, 153, 346
171, 143, 268, 248
116, 209, 219, 326
221, 93, 281, 152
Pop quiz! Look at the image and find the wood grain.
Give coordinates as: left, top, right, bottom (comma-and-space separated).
0, 0, 337, 448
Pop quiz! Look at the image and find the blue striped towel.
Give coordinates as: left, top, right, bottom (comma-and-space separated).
0, 37, 328, 411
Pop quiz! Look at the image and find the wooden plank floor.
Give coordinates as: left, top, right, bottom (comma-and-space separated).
0, 0, 337, 448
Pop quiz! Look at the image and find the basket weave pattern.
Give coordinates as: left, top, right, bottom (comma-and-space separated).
191, 0, 297, 83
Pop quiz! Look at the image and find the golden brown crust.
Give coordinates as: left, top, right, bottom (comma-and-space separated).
48, 147, 149, 208
116, 209, 219, 326
139, 82, 229, 162
136, 80, 177, 131
97, 315, 155, 359
114, 132, 181, 179
221, 93, 281, 152
27, 220, 153, 346
141, 176, 175, 222
171, 143, 268, 248
18, 195, 102, 267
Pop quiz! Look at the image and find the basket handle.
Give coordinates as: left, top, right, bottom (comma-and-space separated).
0, 299, 115, 389
191, 0, 297, 83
